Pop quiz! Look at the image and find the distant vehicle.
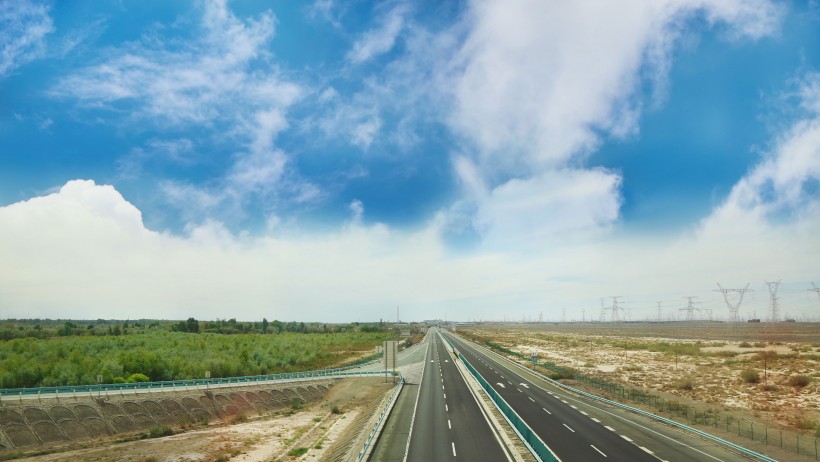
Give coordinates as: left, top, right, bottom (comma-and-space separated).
748, 319, 761, 323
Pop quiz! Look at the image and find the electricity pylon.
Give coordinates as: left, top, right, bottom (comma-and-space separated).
715, 283, 752, 323
764, 280, 782, 322
679, 296, 701, 322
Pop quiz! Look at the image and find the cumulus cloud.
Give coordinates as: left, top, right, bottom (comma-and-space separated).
444, 0, 783, 247
0, 0, 53, 78
1, 177, 816, 322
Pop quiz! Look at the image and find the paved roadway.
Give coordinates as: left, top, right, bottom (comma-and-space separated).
405, 330, 510, 461
443, 330, 754, 462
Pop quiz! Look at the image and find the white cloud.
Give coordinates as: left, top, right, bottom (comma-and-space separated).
347, 2, 409, 64
1, 178, 816, 322
442, 0, 783, 247
0, 0, 53, 78
52, 0, 309, 222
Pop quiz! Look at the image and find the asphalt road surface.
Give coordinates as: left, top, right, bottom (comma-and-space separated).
405, 330, 510, 462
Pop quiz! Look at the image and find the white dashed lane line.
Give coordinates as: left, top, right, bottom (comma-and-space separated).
591, 445, 607, 457
605, 426, 615, 431
529, 397, 535, 402
621, 435, 633, 442
563, 423, 575, 433
542, 408, 551, 415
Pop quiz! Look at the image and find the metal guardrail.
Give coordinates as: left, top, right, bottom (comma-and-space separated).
452, 333, 780, 462
0, 357, 384, 399
439, 333, 560, 462
357, 371, 404, 462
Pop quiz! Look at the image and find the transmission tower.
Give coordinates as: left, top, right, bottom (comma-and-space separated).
657, 301, 663, 322
609, 296, 624, 322
562, 308, 566, 323
679, 296, 701, 322
599, 297, 608, 322
764, 280, 782, 322
809, 282, 820, 301
715, 283, 752, 323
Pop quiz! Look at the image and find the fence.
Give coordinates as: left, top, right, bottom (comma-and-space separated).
357, 371, 404, 462
0, 355, 385, 402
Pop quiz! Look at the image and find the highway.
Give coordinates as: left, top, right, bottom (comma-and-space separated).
405, 329, 510, 461
442, 330, 754, 462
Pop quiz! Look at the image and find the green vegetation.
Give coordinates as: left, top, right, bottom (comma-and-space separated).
147, 425, 173, 438
287, 447, 308, 456
675, 377, 695, 390
0, 321, 394, 388
331, 404, 341, 414
740, 369, 760, 383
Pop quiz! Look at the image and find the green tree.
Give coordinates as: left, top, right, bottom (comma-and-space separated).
262, 318, 269, 334
186, 317, 199, 333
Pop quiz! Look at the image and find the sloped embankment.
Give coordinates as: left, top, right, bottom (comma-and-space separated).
0, 379, 334, 451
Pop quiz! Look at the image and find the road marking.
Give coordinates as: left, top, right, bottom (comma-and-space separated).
508, 381, 512, 385
444, 393, 446, 399
561, 399, 568, 404
592, 418, 601, 423
529, 397, 535, 402
448, 419, 451, 429
570, 405, 577, 409
517, 388, 522, 392
621, 435, 633, 442
563, 423, 575, 432
452, 442, 457, 457
542, 408, 551, 415
605, 426, 615, 431
591, 445, 607, 457
640, 446, 654, 454
520, 383, 529, 388
446, 404, 448, 412
496, 382, 506, 388
443, 385, 445, 390
580, 411, 588, 416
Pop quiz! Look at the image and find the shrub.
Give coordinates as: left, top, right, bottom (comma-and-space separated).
761, 383, 778, 391
740, 369, 760, 383
290, 399, 303, 410
738, 341, 752, 348
147, 425, 173, 438
794, 418, 816, 430
127, 373, 150, 383
676, 377, 695, 390
288, 447, 308, 456
331, 405, 341, 415
788, 375, 811, 387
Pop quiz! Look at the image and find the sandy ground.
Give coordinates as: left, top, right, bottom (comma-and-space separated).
17, 378, 391, 462
463, 325, 819, 432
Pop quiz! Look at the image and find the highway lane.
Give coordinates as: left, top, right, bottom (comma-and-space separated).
443, 330, 754, 462
406, 329, 510, 462
443, 330, 658, 462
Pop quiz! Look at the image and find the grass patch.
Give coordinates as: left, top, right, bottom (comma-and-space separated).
331, 404, 341, 414
146, 425, 173, 438
288, 447, 309, 456
290, 399, 303, 410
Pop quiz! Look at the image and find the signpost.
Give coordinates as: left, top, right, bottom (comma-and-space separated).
383, 341, 398, 383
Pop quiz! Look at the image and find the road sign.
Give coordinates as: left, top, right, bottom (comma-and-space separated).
383, 341, 398, 382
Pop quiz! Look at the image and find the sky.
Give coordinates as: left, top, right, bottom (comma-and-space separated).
1, 0, 819, 323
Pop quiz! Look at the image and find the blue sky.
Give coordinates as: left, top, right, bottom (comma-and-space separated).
1, 0, 819, 322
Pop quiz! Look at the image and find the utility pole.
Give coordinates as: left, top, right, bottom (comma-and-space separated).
764, 280, 782, 322
539, 311, 543, 324
715, 283, 752, 323
582, 308, 585, 323
562, 308, 566, 323
679, 296, 701, 322
397, 305, 400, 324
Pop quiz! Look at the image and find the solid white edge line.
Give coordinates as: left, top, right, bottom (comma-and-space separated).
401, 333, 432, 462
